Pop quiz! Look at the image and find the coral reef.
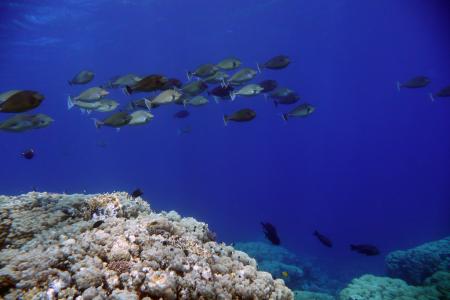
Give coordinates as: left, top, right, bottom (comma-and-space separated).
235, 242, 341, 295
294, 290, 335, 300
0, 192, 293, 299
385, 236, 450, 285
338, 274, 448, 300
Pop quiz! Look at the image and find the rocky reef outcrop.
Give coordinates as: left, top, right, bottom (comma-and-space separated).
339, 273, 449, 300
0, 192, 293, 299
385, 236, 450, 285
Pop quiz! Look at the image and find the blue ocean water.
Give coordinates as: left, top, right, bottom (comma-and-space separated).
0, 0, 449, 287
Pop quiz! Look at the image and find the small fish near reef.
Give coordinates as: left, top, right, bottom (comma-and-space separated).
261, 222, 281, 245
223, 108, 256, 126
430, 84, 450, 102
397, 76, 430, 91
92, 220, 104, 228
281, 271, 289, 278
68, 70, 95, 85
130, 188, 143, 199
257, 55, 290, 72
350, 244, 380, 256
21, 149, 34, 160
0, 90, 44, 113
313, 230, 332, 248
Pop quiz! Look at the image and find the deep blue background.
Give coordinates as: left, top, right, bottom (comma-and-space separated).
1, 0, 449, 281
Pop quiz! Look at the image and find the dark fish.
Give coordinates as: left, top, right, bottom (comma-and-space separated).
350, 244, 380, 256
94, 112, 131, 129
174, 110, 190, 118
430, 84, 450, 101
259, 80, 278, 93
131, 188, 143, 199
223, 108, 256, 126
92, 220, 104, 228
397, 76, 430, 90
273, 93, 300, 106
21, 149, 34, 160
258, 55, 290, 72
124, 75, 168, 95
68, 70, 95, 85
208, 85, 234, 100
313, 230, 332, 248
161, 78, 183, 90
261, 222, 281, 245
0, 90, 44, 113
187, 64, 218, 80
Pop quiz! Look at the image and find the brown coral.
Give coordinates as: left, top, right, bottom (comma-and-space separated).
107, 260, 131, 274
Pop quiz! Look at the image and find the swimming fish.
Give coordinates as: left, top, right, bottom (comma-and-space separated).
216, 57, 241, 70
68, 70, 94, 85
92, 220, 104, 228
128, 110, 154, 126
261, 222, 281, 245
105, 74, 142, 88
273, 93, 300, 106
187, 64, 218, 80
282, 103, 315, 121
430, 84, 450, 101
174, 110, 190, 118
130, 188, 143, 199
202, 71, 229, 84
181, 81, 208, 96
313, 230, 332, 248
0, 90, 44, 113
259, 80, 278, 93
67, 98, 103, 111
208, 85, 234, 101
93, 112, 131, 129
124, 75, 168, 95
350, 244, 380, 256
257, 55, 290, 72
230, 84, 264, 101
161, 78, 183, 90
145, 89, 182, 107
183, 95, 209, 107
21, 149, 34, 160
223, 108, 256, 126
397, 76, 430, 91
70, 87, 109, 102
0, 114, 53, 132
227, 68, 258, 86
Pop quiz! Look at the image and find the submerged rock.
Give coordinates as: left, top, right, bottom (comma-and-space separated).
386, 236, 450, 285
0, 192, 293, 299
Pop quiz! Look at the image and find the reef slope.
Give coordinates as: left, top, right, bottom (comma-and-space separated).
0, 192, 293, 299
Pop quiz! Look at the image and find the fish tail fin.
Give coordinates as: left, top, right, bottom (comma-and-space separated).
396, 81, 401, 92
230, 91, 236, 101
281, 113, 288, 122
186, 71, 192, 81
429, 93, 435, 102
223, 115, 228, 126
67, 96, 74, 110
144, 98, 152, 111
123, 86, 132, 96
256, 62, 262, 73
221, 79, 229, 88
92, 118, 102, 129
